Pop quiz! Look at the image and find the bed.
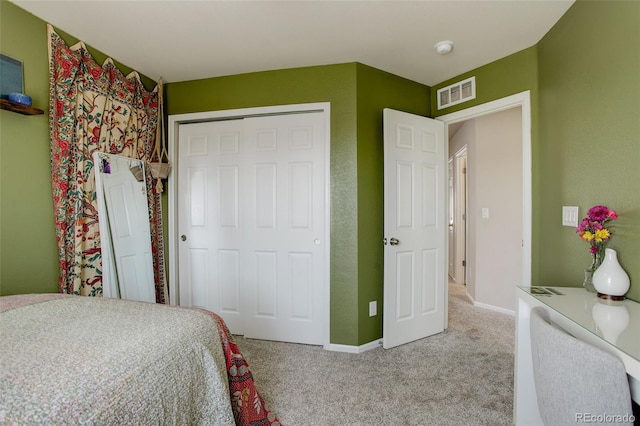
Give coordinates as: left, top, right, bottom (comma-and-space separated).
0, 294, 279, 426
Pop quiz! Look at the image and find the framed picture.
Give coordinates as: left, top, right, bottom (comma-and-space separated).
0, 53, 24, 99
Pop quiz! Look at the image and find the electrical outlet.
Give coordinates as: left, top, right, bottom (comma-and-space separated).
562, 206, 579, 227
369, 301, 377, 317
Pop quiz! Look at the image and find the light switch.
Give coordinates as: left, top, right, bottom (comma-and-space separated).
562, 206, 579, 227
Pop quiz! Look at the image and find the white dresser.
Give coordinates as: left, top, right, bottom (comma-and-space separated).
514, 286, 640, 425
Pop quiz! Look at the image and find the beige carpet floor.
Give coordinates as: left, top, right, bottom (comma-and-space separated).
235, 281, 515, 425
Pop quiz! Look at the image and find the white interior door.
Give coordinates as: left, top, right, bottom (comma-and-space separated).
242, 113, 325, 345
383, 108, 446, 349
455, 148, 468, 285
177, 119, 245, 333
448, 158, 455, 278
95, 153, 155, 303
177, 112, 326, 345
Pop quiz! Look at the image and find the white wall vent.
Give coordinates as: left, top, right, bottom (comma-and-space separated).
437, 76, 476, 110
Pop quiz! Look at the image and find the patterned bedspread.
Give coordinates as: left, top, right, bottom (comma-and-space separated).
0, 294, 279, 426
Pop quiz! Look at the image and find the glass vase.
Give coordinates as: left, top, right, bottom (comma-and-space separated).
583, 250, 603, 293
583, 267, 597, 293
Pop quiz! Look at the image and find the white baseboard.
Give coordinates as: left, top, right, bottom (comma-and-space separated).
473, 300, 516, 316
325, 339, 382, 353
465, 291, 475, 305
466, 291, 515, 316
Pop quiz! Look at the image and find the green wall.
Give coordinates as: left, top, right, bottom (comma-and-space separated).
167, 64, 360, 344
432, 0, 639, 302
536, 0, 639, 302
355, 63, 430, 343
431, 46, 539, 117
0, 0, 155, 295
166, 64, 431, 345
3, 0, 637, 342
432, 47, 542, 282
0, 0, 55, 295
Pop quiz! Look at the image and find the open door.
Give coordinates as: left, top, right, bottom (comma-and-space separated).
383, 108, 446, 349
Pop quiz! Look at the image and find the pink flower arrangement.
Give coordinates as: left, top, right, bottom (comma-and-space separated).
576, 205, 617, 269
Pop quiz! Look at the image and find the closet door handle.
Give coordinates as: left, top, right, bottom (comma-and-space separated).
181, 235, 187, 242
389, 237, 400, 246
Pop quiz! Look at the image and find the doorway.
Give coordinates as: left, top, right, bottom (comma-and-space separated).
451, 146, 467, 286
439, 91, 531, 314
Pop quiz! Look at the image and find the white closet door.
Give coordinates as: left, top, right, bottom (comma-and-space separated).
242, 112, 326, 345
177, 112, 326, 345
178, 119, 245, 333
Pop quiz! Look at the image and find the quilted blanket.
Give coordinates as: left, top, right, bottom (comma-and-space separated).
0, 294, 279, 426
197, 308, 280, 426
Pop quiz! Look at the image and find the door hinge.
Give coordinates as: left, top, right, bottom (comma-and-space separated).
462, 260, 466, 267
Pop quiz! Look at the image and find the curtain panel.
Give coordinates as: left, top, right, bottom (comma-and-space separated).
48, 26, 166, 303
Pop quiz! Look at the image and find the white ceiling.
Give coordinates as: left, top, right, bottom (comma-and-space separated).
11, 0, 574, 86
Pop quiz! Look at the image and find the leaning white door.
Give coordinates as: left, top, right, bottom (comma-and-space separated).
242, 113, 326, 345
177, 112, 326, 345
383, 108, 446, 349
99, 155, 156, 303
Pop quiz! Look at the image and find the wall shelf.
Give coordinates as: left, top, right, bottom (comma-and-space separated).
0, 98, 44, 115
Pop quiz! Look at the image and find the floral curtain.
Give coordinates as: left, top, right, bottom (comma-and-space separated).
48, 25, 166, 303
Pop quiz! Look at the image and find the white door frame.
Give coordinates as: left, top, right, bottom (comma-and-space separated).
453, 145, 468, 285
167, 102, 331, 348
437, 91, 532, 289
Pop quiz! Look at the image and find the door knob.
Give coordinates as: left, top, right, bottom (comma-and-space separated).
389, 237, 400, 246
181, 235, 187, 242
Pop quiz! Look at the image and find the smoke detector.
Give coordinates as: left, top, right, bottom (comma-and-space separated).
434, 40, 454, 55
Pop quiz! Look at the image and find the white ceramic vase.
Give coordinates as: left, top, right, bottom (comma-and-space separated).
593, 248, 630, 299
591, 301, 630, 345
